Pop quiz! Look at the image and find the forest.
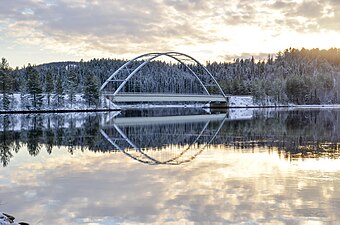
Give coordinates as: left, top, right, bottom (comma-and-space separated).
1, 47, 340, 110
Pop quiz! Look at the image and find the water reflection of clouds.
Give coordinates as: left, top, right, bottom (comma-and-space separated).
1, 146, 340, 224
291, 158, 340, 172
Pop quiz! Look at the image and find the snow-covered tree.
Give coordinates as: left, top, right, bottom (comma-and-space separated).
26, 64, 43, 109
55, 74, 64, 107
83, 72, 99, 107
67, 70, 78, 107
0, 58, 12, 110
44, 69, 54, 107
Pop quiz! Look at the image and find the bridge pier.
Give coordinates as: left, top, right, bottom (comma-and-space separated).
210, 102, 228, 108
209, 96, 230, 109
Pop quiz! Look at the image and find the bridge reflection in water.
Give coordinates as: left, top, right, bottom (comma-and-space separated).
1, 109, 340, 168
100, 111, 227, 165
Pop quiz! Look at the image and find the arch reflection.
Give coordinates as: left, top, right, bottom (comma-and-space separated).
100, 111, 227, 165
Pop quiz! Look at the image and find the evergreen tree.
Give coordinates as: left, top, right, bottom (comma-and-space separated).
286, 75, 309, 104
26, 64, 43, 109
55, 74, 64, 107
83, 73, 99, 107
0, 58, 12, 110
67, 70, 78, 107
11, 67, 22, 92
45, 69, 54, 107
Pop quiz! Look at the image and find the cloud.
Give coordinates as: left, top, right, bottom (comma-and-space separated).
1, 0, 227, 58
2, 148, 340, 224
1, 0, 340, 65
270, 0, 296, 10
295, 1, 323, 18
265, 0, 340, 32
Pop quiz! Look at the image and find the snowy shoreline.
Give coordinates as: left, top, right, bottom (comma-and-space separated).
3, 104, 340, 114
2, 94, 340, 114
0, 108, 119, 114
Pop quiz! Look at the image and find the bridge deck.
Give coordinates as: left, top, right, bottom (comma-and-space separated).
102, 113, 227, 127
102, 93, 228, 102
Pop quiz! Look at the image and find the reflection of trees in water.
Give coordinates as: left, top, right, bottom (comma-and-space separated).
0, 115, 21, 166
280, 143, 340, 160
0, 116, 13, 166
220, 110, 340, 160
1, 110, 340, 166
27, 115, 43, 156
83, 115, 101, 150
0, 113, 102, 166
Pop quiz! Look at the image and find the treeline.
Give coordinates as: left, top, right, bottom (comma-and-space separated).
0, 59, 102, 110
1, 48, 340, 110
207, 48, 340, 104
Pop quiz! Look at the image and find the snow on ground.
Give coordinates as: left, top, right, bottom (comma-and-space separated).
0, 93, 120, 112
4, 94, 340, 112
228, 96, 284, 107
231, 96, 340, 109
229, 96, 255, 107
0, 94, 285, 112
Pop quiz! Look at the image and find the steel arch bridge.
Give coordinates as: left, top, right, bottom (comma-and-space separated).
100, 52, 228, 105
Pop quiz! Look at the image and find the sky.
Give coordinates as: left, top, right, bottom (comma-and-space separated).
1, 0, 340, 67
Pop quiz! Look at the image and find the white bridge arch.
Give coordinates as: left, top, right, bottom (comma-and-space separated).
100, 52, 228, 104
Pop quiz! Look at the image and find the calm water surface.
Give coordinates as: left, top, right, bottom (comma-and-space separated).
0, 108, 340, 224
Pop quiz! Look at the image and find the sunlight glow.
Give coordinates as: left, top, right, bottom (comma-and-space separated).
2, 145, 339, 224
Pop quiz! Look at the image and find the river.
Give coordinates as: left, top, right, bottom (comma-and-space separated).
0, 108, 339, 224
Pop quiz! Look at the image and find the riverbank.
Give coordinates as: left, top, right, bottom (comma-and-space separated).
2, 94, 340, 114
0, 108, 119, 114
0, 94, 120, 114
0, 95, 277, 113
